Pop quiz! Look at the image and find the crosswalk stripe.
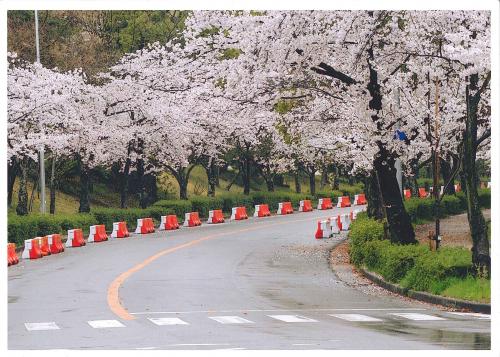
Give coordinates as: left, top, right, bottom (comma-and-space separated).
87, 320, 125, 328
329, 314, 383, 322
447, 312, 490, 320
390, 313, 445, 321
25, 322, 60, 331
148, 317, 189, 326
209, 316, 254, 324
268, 315, 318, 322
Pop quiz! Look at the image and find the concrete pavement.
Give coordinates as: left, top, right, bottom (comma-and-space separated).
8, 206, 490, 349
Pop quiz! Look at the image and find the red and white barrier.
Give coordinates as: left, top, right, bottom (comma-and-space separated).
277, 202, 293, 215
184, 212, 202, 227
254, 204, 271, 217
231, 206, 248, 220
299, 200, 313, 212
317, 198, 333, 210
454, 183, 461, 192
47, 234, 64, 254
88, 225, 108, 243
207, 209, 225, 224
21, 239, 43, 260
404, 189, 411, 200
418, 188, 428, 198
38, 237, 51, 256
315, 220, 331, 239
353, 193, 367, 205
111, 221, 130, 238
65, 229, 86, 248
7, 243, 19, 266
340, 214, 351, 231
135, 218, 155, 234
337, 196, 351, 208
330, 217, 340, 234
159, 215, 180, 230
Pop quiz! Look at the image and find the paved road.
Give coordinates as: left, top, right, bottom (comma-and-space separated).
8, 207, 490, 350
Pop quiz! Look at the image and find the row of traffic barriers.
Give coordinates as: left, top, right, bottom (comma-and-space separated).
8, 196, 368, 266
404, 184, 462, 200
315, 207, 366, 239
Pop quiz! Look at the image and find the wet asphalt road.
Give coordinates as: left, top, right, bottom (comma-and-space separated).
8, 206, 491, 350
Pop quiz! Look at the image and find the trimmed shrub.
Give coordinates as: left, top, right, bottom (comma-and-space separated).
478, 188, 491, 208
190, 196, 225, 218
151, 200, 193, 218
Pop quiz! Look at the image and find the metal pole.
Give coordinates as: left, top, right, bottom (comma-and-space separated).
35, 10, 46, 214
395, 88, 403, 198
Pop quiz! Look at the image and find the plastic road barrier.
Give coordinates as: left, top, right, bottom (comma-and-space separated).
337, 196, 352, 208
299, 200, 313, 212
353, 193, 367, 205
111, 222, 130, 238
254, 204, 271, 217
88, 225, 108, 243
7, 243, 19, 266
159, 215, 180, 230
317, 198, 333, 210
21, 239, 43, 260
230, 206, 248, 220
135, 218, 155, 234
47, 234, 64, 254
207, 209, 225, 224
315, 220, 331, 239
65, 229, 86, 248
277, 202, 293, 215
183, 212, 202, 227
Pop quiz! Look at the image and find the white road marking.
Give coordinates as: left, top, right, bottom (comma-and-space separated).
329, 314, 383, 322
130, 307, 425, 315
148, 317, 189, 326
293, 343, 315, 346
268, 315, 318, 323
87, 320, 125, 328
390, 313, 446, 321
447, 312, 491, 320
25, 322, 60, 331
169, 343, 230, 346
135, 347, 156, 350
209, 316, 254, 324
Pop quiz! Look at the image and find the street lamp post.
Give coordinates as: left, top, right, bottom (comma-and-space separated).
35, 10, 46, 214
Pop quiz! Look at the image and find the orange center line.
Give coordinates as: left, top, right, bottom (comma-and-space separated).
107, 213, 340, 320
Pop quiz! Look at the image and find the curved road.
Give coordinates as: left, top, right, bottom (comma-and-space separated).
8, 207, 490, 350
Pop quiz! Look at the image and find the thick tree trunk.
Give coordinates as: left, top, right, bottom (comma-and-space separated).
16, 157, 29, 216
374, 147, 416, 244
366, 170, 384, 220
294, 171, 301, 193
146, 174, 158, 205
50, 155, 56, 214
332, 166, 340, 190
464, 74, 490, 277
242, 157, 251, 195
8, 159, 18, 208
78, 159, 90, 213
214, 165, 220, 187
179, 176, 188, 200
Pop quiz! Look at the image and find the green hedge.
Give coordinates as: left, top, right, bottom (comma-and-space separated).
151, 200, 193, 218
349, 216, 477, 297
8, 214, 95, 247
404, 188, 490, 223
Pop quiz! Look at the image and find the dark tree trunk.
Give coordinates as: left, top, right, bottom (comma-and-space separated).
366, 46, 415, 244
241, 156, 251, 195
179, 176, 188, 200
137, 158, 147, 209
8, 159, 18, 208
206, 160, 217, 197
308, 168, 316, 195
440, 159, 455, 195
274, 174, 284, 187
168, 165, 191, 200
294, 171, 301, 193
146, 174, 158, 205
464, 73, 490, 277
50, 155, 56, 214
320, 166, 328, 189
78, 159, 90, 213
265, 177, 274, 192
16, 157, 29, 216
120, 157, 131, 209
366, 170, 384, 220
214, 165, 220, 187
332, 166, 340, 190
374, 147, 416, 244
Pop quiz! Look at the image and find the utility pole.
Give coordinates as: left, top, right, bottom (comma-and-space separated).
35, 10, 46, 214
395, 87, 403, 198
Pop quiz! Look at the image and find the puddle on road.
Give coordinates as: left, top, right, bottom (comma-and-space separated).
362, 320, 490, 349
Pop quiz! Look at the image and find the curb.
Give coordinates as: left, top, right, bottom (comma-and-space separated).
360, 268, 491, 314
